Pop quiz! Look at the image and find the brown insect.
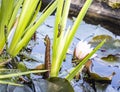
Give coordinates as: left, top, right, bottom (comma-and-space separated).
57, 24, 62, 38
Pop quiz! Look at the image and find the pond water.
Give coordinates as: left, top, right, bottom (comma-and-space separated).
24, 15, 120, 92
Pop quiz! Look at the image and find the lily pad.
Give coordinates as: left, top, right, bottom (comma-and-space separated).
33, 78, 74, 92
48, 77, 74, 92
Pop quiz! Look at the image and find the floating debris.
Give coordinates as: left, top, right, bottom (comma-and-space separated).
34, 64, 45, 70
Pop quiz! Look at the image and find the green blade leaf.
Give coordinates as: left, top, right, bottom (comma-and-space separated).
0, 0, 15, 53
11, 0, 58, 57
8, 0, 39, 55
50, 0, 93, 77
0, 80, 23, 86
7, 0, 23, 34
0, 70, 47, 79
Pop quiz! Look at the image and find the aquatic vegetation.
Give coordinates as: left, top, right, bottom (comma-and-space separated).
50, 0, 93, 77
0, 0, 106, 89
0, 0, 58, 57
49, 0, 105, 82
0, 0, 58, 85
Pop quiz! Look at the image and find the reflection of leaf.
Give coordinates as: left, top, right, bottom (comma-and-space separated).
101, 54, 119, 62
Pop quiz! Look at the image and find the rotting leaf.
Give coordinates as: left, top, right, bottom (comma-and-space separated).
34, 64, 45, 70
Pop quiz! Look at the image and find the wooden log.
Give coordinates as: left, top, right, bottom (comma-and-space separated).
41, 0, 120, 35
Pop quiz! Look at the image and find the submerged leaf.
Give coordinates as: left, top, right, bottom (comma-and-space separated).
101, 54, 119, 62
90, 35, 113, 43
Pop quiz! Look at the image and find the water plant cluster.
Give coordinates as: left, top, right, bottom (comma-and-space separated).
0, 0, 105, 91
